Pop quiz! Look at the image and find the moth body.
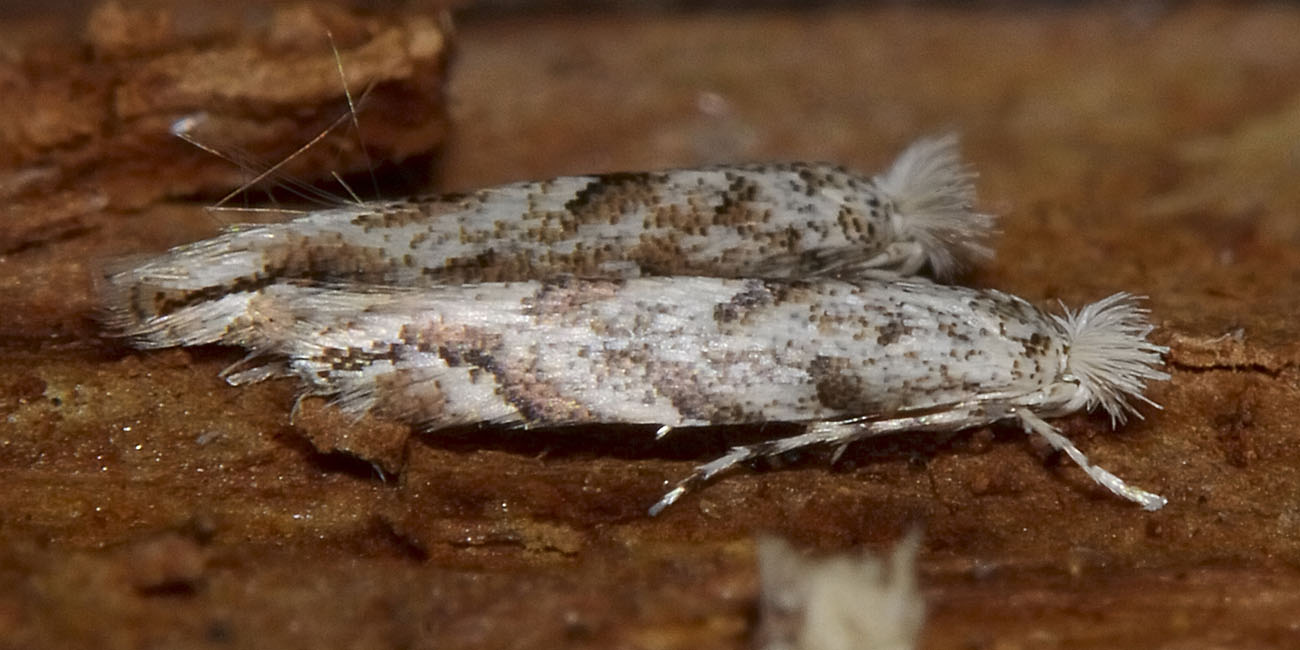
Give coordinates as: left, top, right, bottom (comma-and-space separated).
246, 277, 1167, 512
101, 135, 992, 349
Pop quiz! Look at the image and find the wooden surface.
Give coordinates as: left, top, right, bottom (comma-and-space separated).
3, 3, 1300, 648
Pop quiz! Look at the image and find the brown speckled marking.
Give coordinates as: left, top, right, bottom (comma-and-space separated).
426, 343, 593, 424
804, 355, 893, 414
561, 172, 671, 226
350, 195, 479, 229
713, 278, 774, 325
876, 320, 906, 346
522, 276, 624, 318
368, 367, 449, 424
317, 342, 401, 373
145, 233, 399, 319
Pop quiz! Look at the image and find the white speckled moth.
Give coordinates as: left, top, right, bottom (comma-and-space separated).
211, 277, 1169, 513
102, 135, 992, 350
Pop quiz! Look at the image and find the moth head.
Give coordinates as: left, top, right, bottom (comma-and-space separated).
1051, 293, 1169, 425
874, 133, 996, 280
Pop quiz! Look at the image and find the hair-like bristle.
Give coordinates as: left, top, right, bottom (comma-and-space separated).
96, 257, 157, 341
874, 134, 995, 280
1052, 293, 1170, 425
96, 253, 246, 349
110, 291, 271, 349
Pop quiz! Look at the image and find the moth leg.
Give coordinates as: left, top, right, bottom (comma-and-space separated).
220, 352, 288, 386
1015, 410, 1166, 511
855, 241, 927, 276
819, 242, 929, 281
841, 267, 934, 283
288, 392, 314, 425
829, 442, 851, 465
884, 241, 928, 276
649, 416, 910, 516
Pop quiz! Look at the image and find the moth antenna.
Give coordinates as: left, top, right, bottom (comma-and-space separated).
331, 170, 363, 205
170, 113, 233, 163
328, 29, 379, 202
169, 32, 383, 212
874, 133, 995, 280
1052, 293, 1170, 425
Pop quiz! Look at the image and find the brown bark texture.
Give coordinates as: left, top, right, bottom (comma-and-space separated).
2, 2, 1300, 649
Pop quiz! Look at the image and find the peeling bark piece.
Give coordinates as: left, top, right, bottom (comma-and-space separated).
0, 0, 452, 213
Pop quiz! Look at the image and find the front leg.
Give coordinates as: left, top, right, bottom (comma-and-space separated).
1014, 410, 1166, 511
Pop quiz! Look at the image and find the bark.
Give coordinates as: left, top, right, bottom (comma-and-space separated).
3, 3, 1300, 649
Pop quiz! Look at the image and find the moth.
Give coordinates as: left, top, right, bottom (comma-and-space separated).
101, 135, 993, 353
220, 276, 1169, 513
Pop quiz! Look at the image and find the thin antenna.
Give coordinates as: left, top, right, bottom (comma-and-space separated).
170, 114, 235, 162
328, 30, 380, 202
170, 110, 358, 211
207, 205, 310, 215
169, 36, 382, 213
205, 109, 357, 211
331, 170, 364, 205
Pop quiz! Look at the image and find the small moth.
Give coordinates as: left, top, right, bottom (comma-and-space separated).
224, 276, 1168, 513
100, 135, 992, 351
